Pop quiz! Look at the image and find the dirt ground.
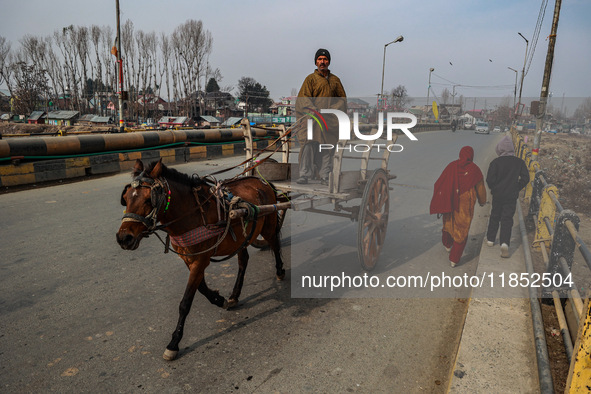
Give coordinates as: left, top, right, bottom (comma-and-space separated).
0, 122, 114, 135
521, 131, 591, 393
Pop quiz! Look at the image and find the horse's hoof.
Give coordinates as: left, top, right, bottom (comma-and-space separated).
163, 349, 178, 361
224, 299, 238, 309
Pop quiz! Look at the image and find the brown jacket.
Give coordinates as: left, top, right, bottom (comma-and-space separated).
296, 70, 347, 145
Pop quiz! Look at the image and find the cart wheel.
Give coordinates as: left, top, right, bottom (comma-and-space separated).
250, 209, 286, 249
251, 157, 283, 249
357, 168, 389, 271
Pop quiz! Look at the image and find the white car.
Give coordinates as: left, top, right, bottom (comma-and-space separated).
475, 122, 490, 134
493, 126, 501, 133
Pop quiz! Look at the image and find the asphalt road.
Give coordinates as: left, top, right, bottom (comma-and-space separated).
0, 129, 504, 392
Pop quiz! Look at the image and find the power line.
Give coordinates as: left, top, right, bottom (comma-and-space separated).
431, 73, 515, 92
525, 0, 549, 77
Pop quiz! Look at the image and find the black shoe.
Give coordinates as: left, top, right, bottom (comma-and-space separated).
320, 177, 329, 186
296, 176, 308, 184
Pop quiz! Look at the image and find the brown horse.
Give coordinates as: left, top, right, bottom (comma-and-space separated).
116, 159, 285, 360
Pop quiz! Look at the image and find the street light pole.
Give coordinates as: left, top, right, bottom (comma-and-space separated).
380, 35, 403, 110
427, 67, 434, 105
508, 67, 518, 121
517, 32, 529, 119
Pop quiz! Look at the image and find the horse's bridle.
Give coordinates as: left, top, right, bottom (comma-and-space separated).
121, 171, 169, 233
120, 171, 263, 261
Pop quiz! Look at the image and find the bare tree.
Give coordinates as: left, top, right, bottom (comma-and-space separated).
89, 25, 103, 115
45, 36, 68, 109
19, 34, 55, 111
441, 88, 450, 105
2, 19, 221, 120
389, 85, 411, 111
136, 30, 158, 120
170, 19, 213, 118
98, 25, 117, 116
0, 36, 13, 93
159, 32, 172, 114
573, 98, 591, 123
54, 25, 83, 111
121, 20, 136, 120
9, 61, 50, 114
73, 26, 91, 112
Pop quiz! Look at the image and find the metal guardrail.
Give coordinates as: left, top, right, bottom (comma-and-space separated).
511, 129, 591, 391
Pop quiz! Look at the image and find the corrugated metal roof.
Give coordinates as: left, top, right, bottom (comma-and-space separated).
29, 111, 46, 120
222, 117, 242, 126
91, 116, 112, 123
348, 98, 369, 106
158, 116, 174, 123
79, 114, 96, 121
200, 115, 220, 123
172, 116, 189, 124
47, 110, 79, 120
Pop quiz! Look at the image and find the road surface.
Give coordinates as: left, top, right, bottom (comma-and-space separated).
0, 128, 502, 392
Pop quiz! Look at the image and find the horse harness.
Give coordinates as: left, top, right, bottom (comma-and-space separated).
121, 171, 170, 232
121, 171, 260, 261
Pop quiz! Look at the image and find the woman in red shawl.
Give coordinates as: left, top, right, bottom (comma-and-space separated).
430, 146, 487, 267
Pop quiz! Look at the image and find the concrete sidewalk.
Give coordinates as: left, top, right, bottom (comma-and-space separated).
448, 211, 541, 393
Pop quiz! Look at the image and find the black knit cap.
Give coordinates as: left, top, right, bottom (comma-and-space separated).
315, 48, 331, 63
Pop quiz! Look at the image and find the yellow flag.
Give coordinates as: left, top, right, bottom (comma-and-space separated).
432, 101, 439, 120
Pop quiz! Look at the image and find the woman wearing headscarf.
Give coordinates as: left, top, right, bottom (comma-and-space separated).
430, 146, 487, 267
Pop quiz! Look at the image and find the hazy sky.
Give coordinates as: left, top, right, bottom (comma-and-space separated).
2, 0, 590, 103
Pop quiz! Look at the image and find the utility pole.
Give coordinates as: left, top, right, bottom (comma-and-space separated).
517, 32, 529, 119
508, 67, 518, 121
427, 67, 434, 106
115, 0, 125, 133
532, 0, 562, 162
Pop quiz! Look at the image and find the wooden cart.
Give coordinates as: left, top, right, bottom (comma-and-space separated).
242, 119, 396, 271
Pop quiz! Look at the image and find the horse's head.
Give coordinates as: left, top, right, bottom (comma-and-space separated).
116, 159, 168, 250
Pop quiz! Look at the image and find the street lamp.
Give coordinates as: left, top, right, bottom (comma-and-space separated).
517, 32, 529, 118
427, 67, 434, 105
508, 67, 518, 119
380, 35, 404, 109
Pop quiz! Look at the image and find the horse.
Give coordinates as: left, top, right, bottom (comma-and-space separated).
116, 159, 285, 360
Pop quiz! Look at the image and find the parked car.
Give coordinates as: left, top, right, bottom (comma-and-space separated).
464, 121, 474, 130
475, 122, 490, 134
493, 126, 501, 133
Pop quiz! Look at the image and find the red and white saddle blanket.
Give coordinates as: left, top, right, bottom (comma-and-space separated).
170, 226, 225, 248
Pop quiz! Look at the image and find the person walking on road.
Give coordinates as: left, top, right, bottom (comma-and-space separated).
295, 48, 347, 185
485, 135, 530, 258
430, 146, 487, 267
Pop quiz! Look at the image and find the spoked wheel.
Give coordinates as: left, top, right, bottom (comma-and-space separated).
250, 209, 286, 249
357, 168, 390, 271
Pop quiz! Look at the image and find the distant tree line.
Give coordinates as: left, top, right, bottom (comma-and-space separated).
0, 20, 271, 121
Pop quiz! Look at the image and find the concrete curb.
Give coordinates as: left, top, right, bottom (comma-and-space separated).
0, 139, 273, 187
448, 210, 541, 393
